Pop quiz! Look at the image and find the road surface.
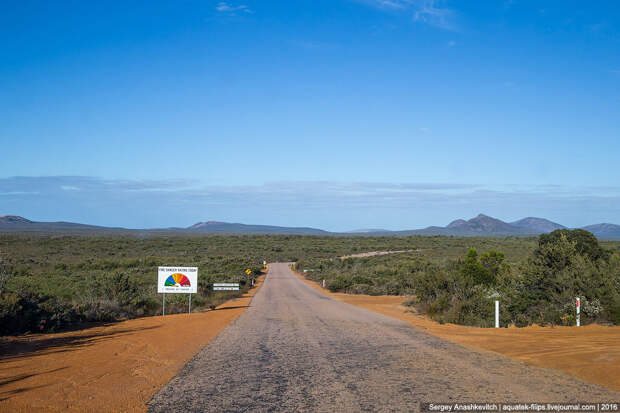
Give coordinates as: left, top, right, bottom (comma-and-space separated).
148, 263, 618, 412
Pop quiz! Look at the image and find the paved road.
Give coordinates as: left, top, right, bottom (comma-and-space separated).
148, 263, 618, 412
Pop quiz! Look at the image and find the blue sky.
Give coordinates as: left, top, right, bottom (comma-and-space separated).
1, 0, 619, 230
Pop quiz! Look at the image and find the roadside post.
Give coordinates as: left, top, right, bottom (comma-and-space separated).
576, 297, 580, 327
495, 300, 499, 328
322, 279, 326, 288
158, 267, 198, 315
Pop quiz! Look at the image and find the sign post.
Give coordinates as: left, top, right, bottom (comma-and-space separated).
495, 300, 499, 328
213, 283, 240, 291
576, 297, 580, 327
158, 267, 198, 315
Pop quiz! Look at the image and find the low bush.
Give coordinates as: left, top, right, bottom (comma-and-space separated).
296, 230, 620, 327
0, 289, 76, 334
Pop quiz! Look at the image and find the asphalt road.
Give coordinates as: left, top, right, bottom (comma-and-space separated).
148, 263, 618, 412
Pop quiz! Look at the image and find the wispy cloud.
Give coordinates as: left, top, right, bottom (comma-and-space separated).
375, 0, 408, 9
356, 0, 410, 10
357, 0, 458, 31
1, 176, 619, 230
0, 191, 38, 196
61, 185, 80, 191
215, 2, 253, 15
413, 0, 457, 31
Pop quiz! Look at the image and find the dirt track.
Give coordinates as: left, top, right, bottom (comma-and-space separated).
148, 263, 619, 412
339, 250, 416, 259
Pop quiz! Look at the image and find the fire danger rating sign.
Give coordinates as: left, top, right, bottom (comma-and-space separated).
158, 267, 198, 294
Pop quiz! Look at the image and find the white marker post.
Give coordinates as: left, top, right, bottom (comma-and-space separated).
322, 279, 326, 288
576, 297, 580, 327
495, 300, 499, 328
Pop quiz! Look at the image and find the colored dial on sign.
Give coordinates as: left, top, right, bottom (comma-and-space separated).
164, 273, 191, 287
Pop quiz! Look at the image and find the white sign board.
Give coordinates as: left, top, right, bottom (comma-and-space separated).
213, 283, 239, 291
158, 267, 198, 294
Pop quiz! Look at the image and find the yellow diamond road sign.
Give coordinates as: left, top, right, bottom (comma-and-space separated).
245, 269, 252, 275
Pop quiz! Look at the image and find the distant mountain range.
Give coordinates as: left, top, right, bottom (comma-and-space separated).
0, 215, 128, 233
1, 214, 620, 239
345, 228, 392, 234
188, 221, 329, 235
389, 214, 568, 237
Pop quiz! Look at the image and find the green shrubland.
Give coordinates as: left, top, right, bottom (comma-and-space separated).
0, 233, 423, 334
1, 232, 618, 334
295, 230, 620, 327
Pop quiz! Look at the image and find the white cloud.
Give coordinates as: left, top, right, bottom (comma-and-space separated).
215, 2, 252, 15
2, 176, 619, 230
0, 191, 38, 196
375, 0, 408, 9
356, 0, 411, 10
413, 0, 457, 31
359, 0, 458, 31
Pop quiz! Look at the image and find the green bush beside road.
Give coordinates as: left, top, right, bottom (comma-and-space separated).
296, 230, 620, 327
1, 231, 619, 334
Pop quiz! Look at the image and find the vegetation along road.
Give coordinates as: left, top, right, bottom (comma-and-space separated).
148, 263, 618, 412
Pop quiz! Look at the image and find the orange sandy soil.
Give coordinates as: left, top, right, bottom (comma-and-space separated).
0, 274, 265, 413
294, 269, 620, 393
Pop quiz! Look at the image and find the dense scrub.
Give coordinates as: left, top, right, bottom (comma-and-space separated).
0, 233, 426, 335
296, 230, 620, 327
2, 232, 619, 333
